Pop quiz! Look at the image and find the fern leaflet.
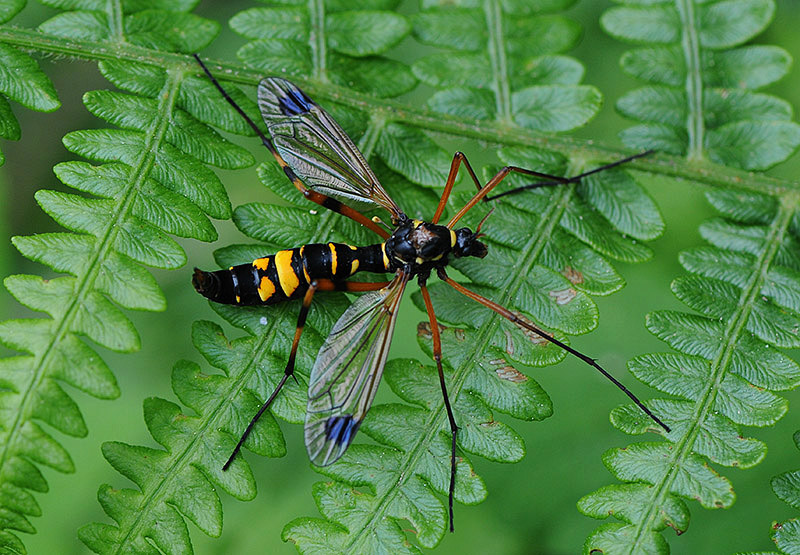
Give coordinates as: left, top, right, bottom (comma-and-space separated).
579, 1, 800, 553
2, 0, 799, 552
0, 1, 253, 552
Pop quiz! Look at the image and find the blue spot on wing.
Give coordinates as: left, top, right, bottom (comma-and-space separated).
279, 86, 315, 116
325, 415, 361, 447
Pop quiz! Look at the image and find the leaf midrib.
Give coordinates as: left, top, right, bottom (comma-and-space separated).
485, 0, 512, 123
627, 191, 799, 552
346, 184, 576, 550
676, 0, 705, 162
308, 0, 327, 81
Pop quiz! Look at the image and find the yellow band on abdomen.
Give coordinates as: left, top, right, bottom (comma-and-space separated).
381, 243, 390, 270
275, 250, 300, 297
252, 257, 270, 271
329, 243, 338, 275
258, 276, 276, 302
299, 246, 311, 283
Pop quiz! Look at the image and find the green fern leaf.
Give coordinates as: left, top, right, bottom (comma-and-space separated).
607, 0, 800, 170
376, 123, 451, 188
0, 32, 60, 166
0, 2, 256, 551
4, 0, 800, 552
411, 1, 599, 130
579, 4, 800, 551
231, 1, 415, 98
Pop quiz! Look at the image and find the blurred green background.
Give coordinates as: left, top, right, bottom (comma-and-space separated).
2, 0, 800, 553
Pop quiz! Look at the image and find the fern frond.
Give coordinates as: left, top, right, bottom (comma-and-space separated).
412, 0, 599, 131
77, 307, 336, 553
579, 2, 800, 552
0, 2, 256, 552
604, 0, 800, 170
2, 0, 799, 552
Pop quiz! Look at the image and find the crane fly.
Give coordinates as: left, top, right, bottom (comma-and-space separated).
191, 54, 668, 531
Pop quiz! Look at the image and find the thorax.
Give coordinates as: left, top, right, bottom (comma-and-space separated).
384, 219, 456, 274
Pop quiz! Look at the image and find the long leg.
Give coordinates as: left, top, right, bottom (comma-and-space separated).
434, 151, 587, 225
438, 269, 671, 433
419, 284, 459, 532
432, 152, 484, 224
446, 164, 573, 228
193, 55, 389, 239
223, 279, 389, 470
486, 151, 654, 201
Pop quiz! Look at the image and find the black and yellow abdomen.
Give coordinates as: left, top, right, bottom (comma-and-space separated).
193, 242, 390, 306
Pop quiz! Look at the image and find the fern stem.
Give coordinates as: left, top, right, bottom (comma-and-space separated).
0, 27, 798, 196
484, 0, 513, 123
308, 0, 328, 82
76, 68, 188, 552
0, 169, 8, 315
626, 192, 799, 552
676, 0, 705, 162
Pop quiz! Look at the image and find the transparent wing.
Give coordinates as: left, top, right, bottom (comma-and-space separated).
305, 271, 410, 466
258, 77, 402, 219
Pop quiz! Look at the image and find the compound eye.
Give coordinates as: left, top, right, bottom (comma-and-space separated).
454, 228, 472, 249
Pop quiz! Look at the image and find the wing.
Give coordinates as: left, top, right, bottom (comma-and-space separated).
305, 271, 410, 466
258, 77, 403, 220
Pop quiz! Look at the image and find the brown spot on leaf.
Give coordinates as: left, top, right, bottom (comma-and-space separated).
549, 287, 577, 305
503, 330, 514, 356
417, 321, 434, 339
525, 329, 550, 345
511, 311, 553, 345
562, 266, 584, 285
494, 365, 528, 383
417, 321, 465, 341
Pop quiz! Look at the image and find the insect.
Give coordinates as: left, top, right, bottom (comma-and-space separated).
191, 55, 668, 531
